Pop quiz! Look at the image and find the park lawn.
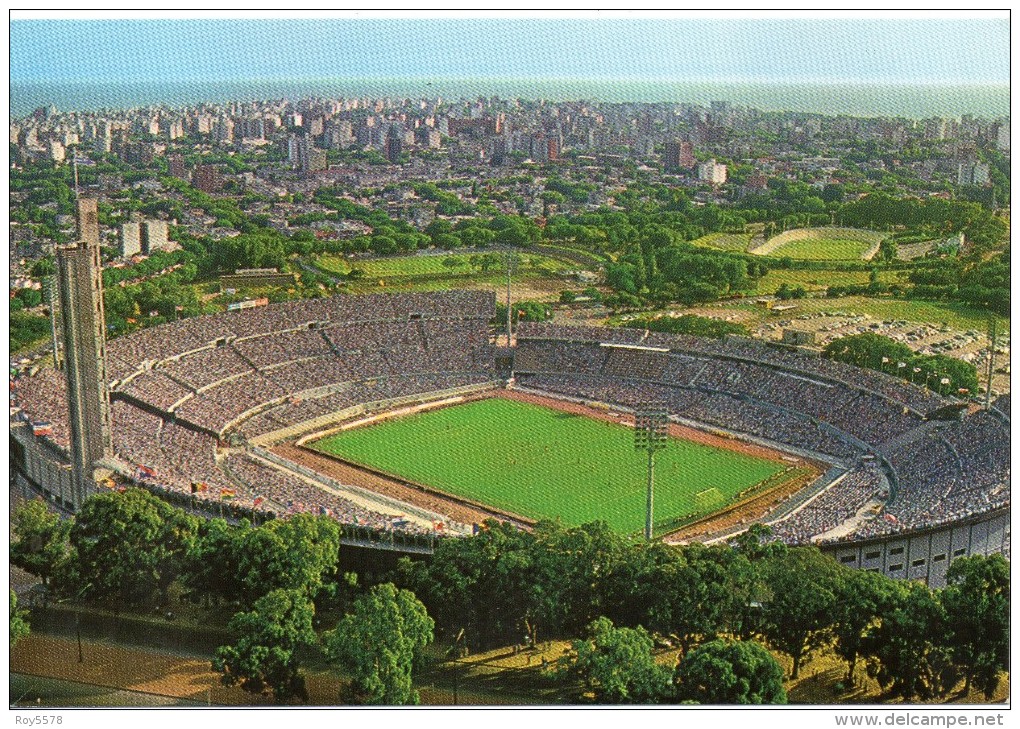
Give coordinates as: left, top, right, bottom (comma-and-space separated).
751, 268, 898, 294
690, 232, 754, 252
312, 398, 784, 535
770, 236, 877, 261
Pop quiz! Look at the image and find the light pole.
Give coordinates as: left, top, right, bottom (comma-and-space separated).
503, 248, 518, 346
634, 406, 669, 541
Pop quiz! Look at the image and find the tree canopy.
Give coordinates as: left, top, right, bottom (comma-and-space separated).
675, 638, 787, 704
323, 583, 435, 705
213, 588, 316, 704
66, 488, 198, 607
562, 616, 672, 704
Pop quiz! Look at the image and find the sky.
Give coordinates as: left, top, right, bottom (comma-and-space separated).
9, 13, 1009, 86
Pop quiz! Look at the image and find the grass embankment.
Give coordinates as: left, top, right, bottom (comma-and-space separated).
754, 228, 885, 261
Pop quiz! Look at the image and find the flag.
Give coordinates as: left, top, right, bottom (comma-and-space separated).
220, 488, 236, 500
31, 421, 53, 436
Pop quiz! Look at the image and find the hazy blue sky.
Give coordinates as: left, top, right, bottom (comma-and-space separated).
10, 16, 1008, 85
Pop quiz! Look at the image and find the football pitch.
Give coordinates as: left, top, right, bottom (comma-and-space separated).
311, 397, 787, 535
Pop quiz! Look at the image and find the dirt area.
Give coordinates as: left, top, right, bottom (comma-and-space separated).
10, 634, 350, 707
664, 468, 818, 543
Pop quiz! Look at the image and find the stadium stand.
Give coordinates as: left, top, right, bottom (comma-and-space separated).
10, 300, 1008, 565
13, 291, 497, 535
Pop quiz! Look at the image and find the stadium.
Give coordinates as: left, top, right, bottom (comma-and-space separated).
10, 289, 1009, 587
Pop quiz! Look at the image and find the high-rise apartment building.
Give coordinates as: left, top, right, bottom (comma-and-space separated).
141, 220, 170, 253
698, 158, 728, 185
386, 125, 403, 163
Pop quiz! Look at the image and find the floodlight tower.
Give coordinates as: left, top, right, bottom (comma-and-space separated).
634, 405, 669, 541
984, 316, 998, 410
504, 248, 517, 345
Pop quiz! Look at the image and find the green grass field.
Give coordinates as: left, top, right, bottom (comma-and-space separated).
311, 398, 785, 534
690, 232, 754, 252
315, 252, 569, 279
772, 237, 875, 260
762, 228, 884, 261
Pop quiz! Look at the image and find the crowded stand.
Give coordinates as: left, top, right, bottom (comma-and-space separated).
769, 465, 885, 544
513, 322, 1008, 546
223, 453, 429, 534
11, 368, 72, 452
119, 370, 193, 410
12, 291, 497, 537
161, 345, 254, 390
11, 297, 1006, 552
514, 327, 922, 449
515, 322, 948, 414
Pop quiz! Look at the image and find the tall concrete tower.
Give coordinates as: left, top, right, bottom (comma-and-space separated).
55, 197, 113, 506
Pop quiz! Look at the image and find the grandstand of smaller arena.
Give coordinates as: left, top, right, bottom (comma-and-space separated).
9, 292, 1009, 585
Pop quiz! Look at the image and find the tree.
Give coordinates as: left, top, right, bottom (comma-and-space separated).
941, 555, 1010, 698
398, 519, 540, 650
830, 568, 899, 685
533, 521, 628, 639
323, 583, 434, 705
675, 638, 787, 705
10, 498, 70, 592
67, 489, 198, 608
863, 581, 957, 700
10, 590, 30, 647
181, 517, 247, 607
213, 589, 316, 704
441, 255, 463, 271
756, 548, 841, 679
234, 513, 341, 604
563, 617, 672, 704
640, 542, 746, 656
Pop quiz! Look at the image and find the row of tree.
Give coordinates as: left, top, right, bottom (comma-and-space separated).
397, 521, 1009, 702
622, 313, 749, 339
562, 617, 787, 704
823, 332, 981, 397
9, 491, 433, 704
11, 490, 1010, 704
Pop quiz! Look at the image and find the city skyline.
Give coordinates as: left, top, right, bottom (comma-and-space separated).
10, 13, 1010, 86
